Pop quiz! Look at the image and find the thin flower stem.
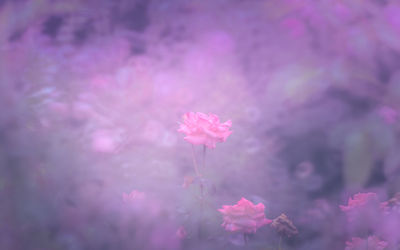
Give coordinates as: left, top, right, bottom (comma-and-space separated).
191, 144, 204, 200
278, 235, 282, 250
191, 144, 201, 177
203, 145, 206, 169
191, 145, 205, 240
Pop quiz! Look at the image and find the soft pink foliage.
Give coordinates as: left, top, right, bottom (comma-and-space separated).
122, 190, 146, 203
345, 236, 388, 250
178, 112, 232, 148
281, 17, 306, 38
92, 130, 117, 153
218, 197, 271, 234
150, 223, 182, 250
122, 190, 162, 218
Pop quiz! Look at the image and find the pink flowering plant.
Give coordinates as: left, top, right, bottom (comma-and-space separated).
112, 112, 400, 249
178, 112, 232, 191
177, 112, 233, 239
8, 1, 400, 249
177, 112, 298, 247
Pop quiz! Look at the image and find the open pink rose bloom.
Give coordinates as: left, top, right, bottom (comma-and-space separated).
218, 197, 271, 234
178, 112, 232, 148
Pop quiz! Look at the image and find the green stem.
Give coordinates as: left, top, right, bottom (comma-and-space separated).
278, 235, 282, 250
203, 145, 206, 169
191, 144, 201, 177
191, 144, 204, 240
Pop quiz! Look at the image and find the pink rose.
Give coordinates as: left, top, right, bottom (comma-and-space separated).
218, 198, 271, 234
178, 112, 232, 148
345, 236, 388, 250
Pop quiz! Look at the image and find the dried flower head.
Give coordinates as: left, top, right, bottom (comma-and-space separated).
271, 213, 298, 237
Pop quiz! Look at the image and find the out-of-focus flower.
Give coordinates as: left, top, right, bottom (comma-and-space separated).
182, 176, 195, 188
122, 190, 146, 203
381, 192, 400, 208
340, 192, 382, 224
90, 74, 115, 88
379, 193, 400, 247
142, 120, 163, 142
91, 130, 117, 153
299, 199, 333, 230
381, 192, 400, 212
121, 190, 162, 221
176, 226, 187, 239
270, 213, 298, 237
345, 236, 388, 250
340, 192, 379, 213
281, 17, 306, 38
378, 106, 398, 125
294, 161, 314, 179
178, 112, 232, 148
218, 197, 271, 234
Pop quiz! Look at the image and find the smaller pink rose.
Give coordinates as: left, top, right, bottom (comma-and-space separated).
178, 112, 232, 148
218, 197, 271, 234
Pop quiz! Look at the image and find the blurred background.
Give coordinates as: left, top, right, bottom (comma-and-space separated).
1, 0, 400, 249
